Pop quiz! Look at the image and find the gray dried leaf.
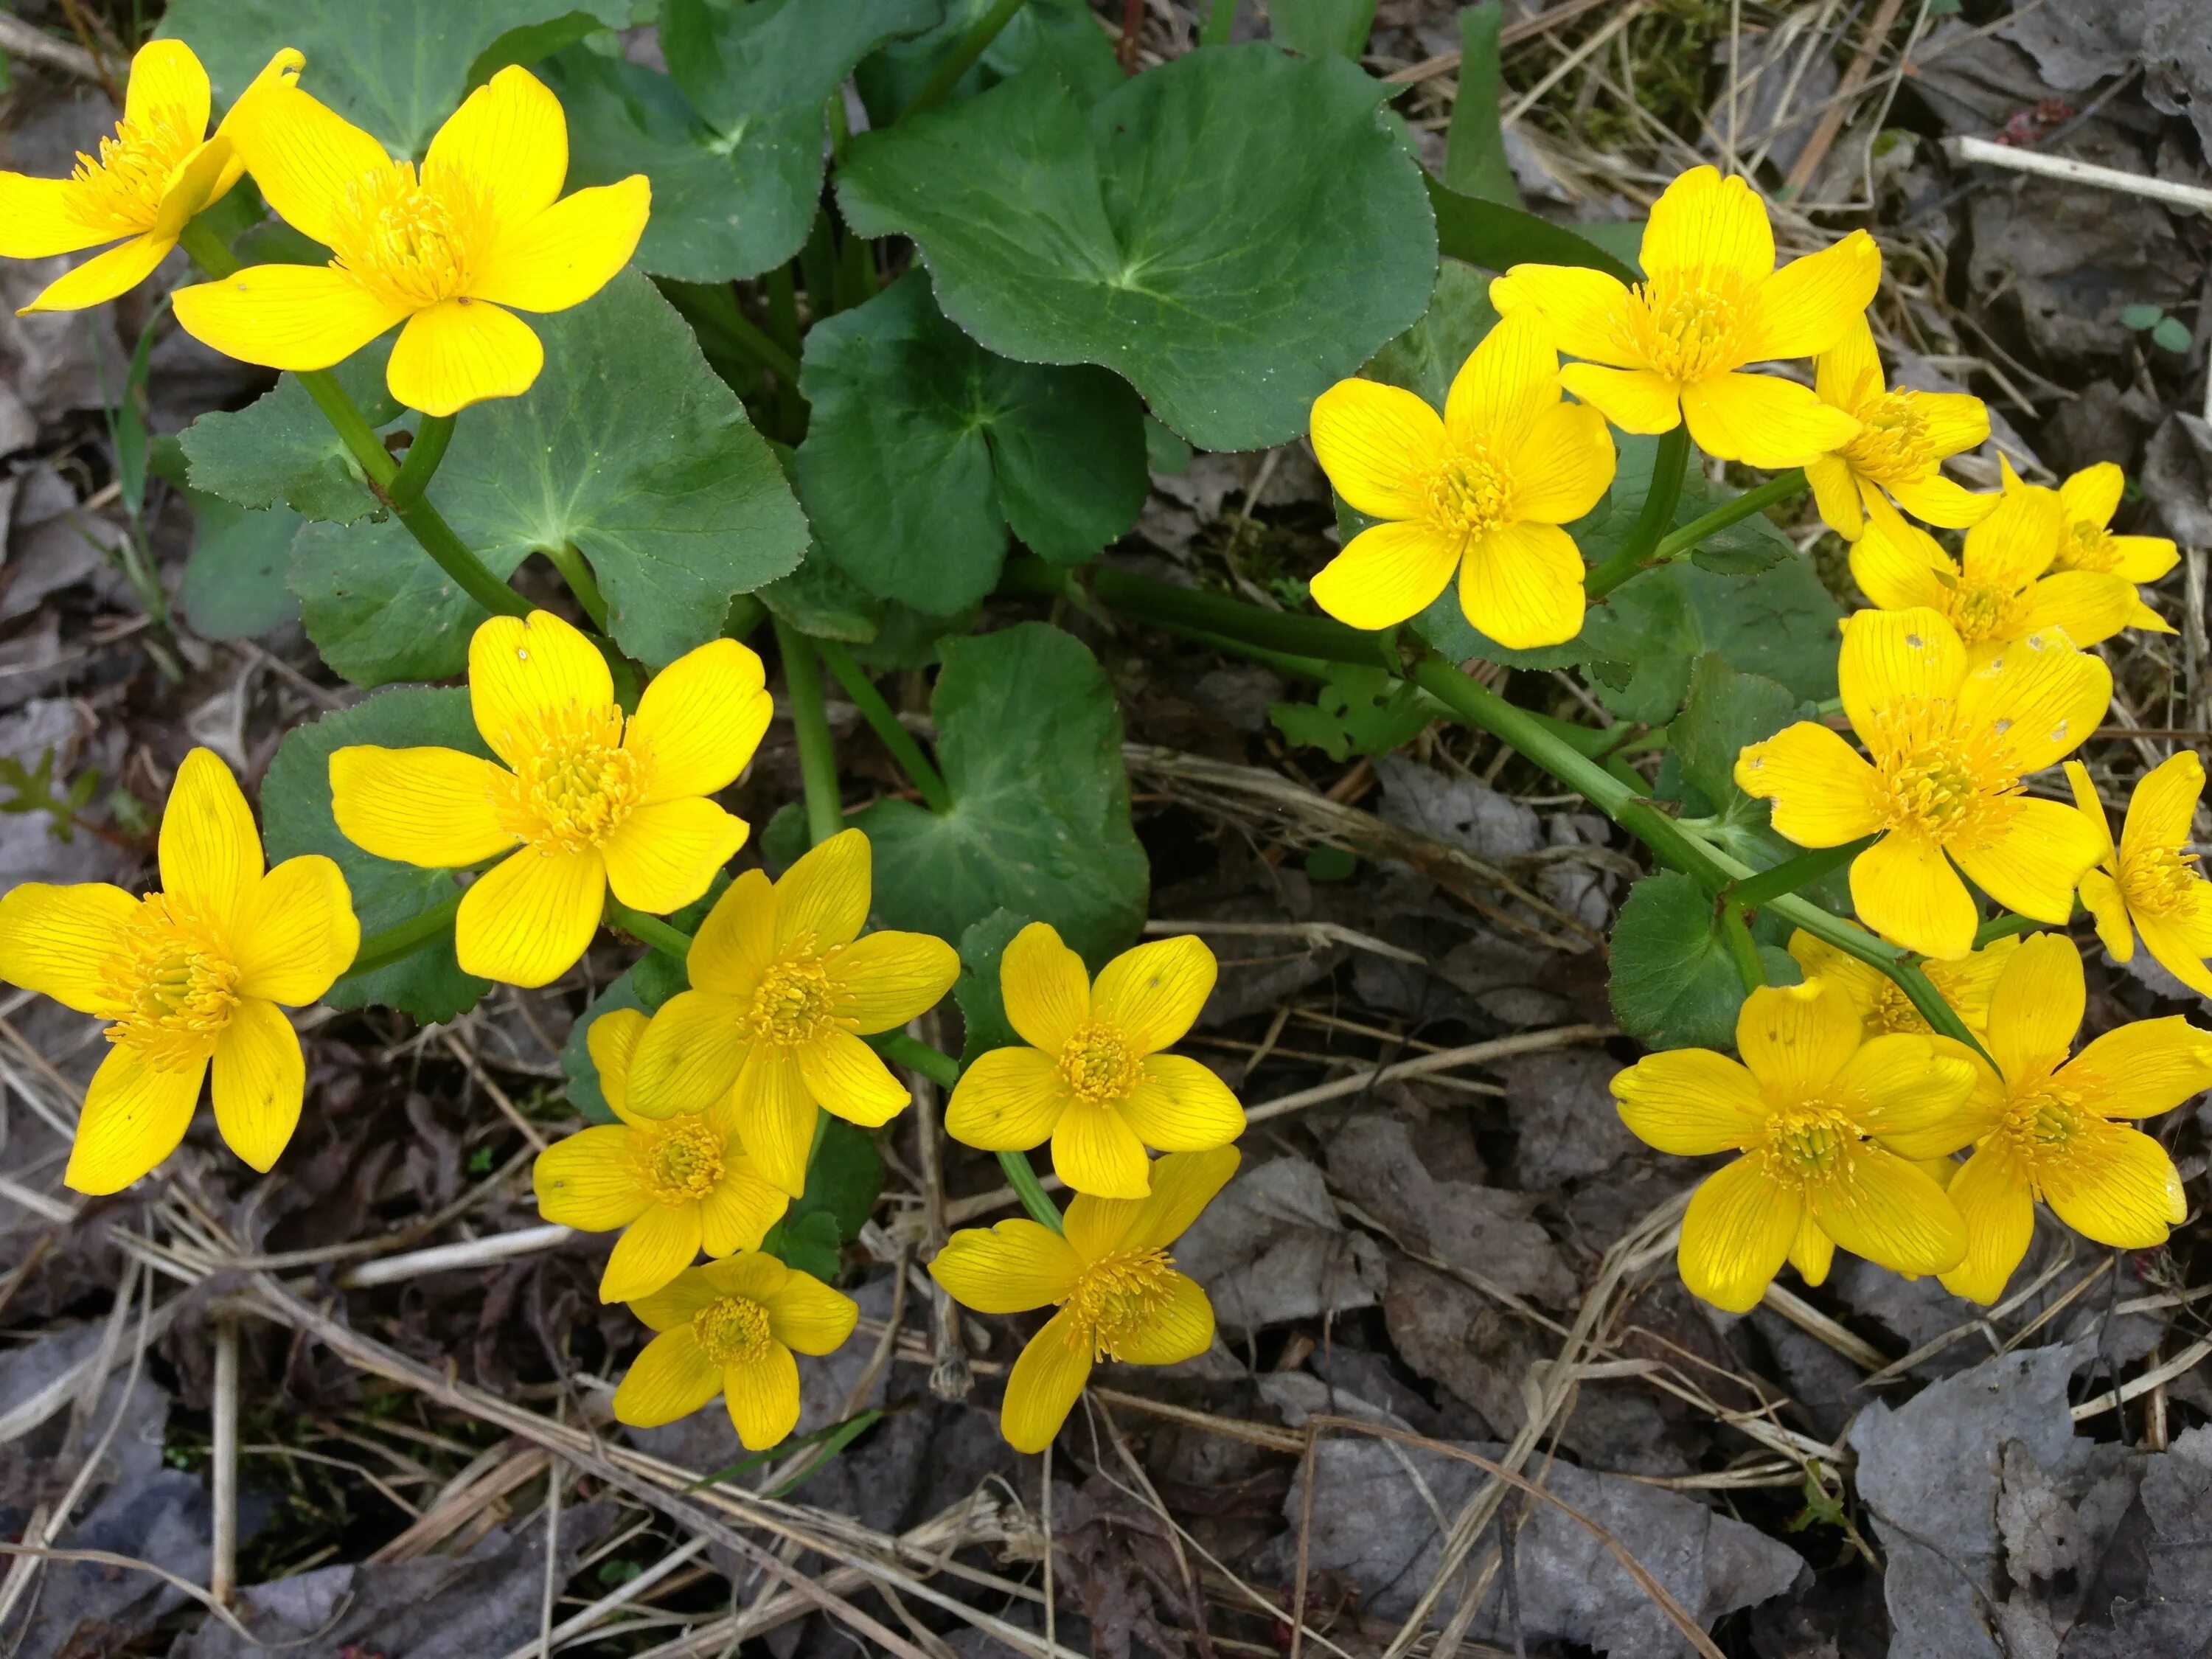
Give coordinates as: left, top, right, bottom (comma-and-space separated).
1375, 752, 1543, 863
1173, 1155, 1386, 1331
2143, 411, 2212, 546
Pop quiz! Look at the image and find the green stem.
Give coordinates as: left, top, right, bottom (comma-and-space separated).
872, 1031, 961, 1092
997, 1150, 1065, 1233
903, 0, 1029, 119
541, 541, 610, 630
1199, 0, 1237, 45
726, 594, 768, 641
608, 902, 695, 961
1583, 425, 1691, 599
723, 303, 804, 386
1973, 911, 2046, 948
341, 888, 465, 979
1726, 833, 1873, 912
1003, 556, 1396, 670
776, 619, 844, 845
1719, 902, 1766, 992
1647, 469, 1807, 566
815, 639, 954, 814
178, 218, 240, 279
389, 413, 454, 509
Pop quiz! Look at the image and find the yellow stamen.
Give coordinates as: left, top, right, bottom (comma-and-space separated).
65, 106, 201, 235
1759, 1102, 1859, 1180
1864, 695, 2023, 846
1936, 579, 2031, 647
2122, 844, 2202, 918
1057, 1020, 1142, 1106
101, 894, 240, 1068
747, 959, 838, 1046
1619, 271, 1754, 382
1840, 389, 1937, 487
1997, 1080, 2089, 1165
2055, 519, 2119, 574
1425, 442, 1517, 539
1867, 977, 1931, 1036
495, 703, 641, 853
327, 160, 498, 312
636, 1116, 725, 1205
1062, 1246, 1178, 1360
692, 1294, 773, 1366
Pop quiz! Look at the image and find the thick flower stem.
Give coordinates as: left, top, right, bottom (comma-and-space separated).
814, 639, 954, 814
872, 1032, 960, 1091
341, 888, 465, 979
540, 541, 610, 630
607, 902, 695, 963
1586, 466, 1809, 599
997, 1150, 1066, 1233
1582, 424, 1691, 599
904, 0, 1031, 119
776, 620, 844, 846
387, 412, 454, 509
1719, 902, 1766, 992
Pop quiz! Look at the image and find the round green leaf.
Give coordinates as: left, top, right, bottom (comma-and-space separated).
179, 494, 302, 639
1609, 871, 1798, 1051
177, 345, 400, 526
856, 0, 1121, 122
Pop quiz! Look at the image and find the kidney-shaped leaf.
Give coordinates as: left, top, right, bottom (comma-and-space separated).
178, 347, 400, 526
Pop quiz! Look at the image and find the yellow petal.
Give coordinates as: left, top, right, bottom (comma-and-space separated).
775, 827, 872, 953
722, 1343, 802, 1450
764, 1270, 859, 1355
1957, 630, 2110, 773
454, 846, 605, 989
628, 1262, 725, 1330
1091, 934, 1215, 1054
626, 637, 772, 804
2107, 534, 2179, 582
2080, 868, 2136, 965
1733, 722, 1882, 846
124, 38, 212, 142
1443, 311, 1556, 451
1070, 1143, 1242, 1259
602, 1203, 703, 1302
470, 178, 651, 314
2039, 1120, 2185, 1247
1929, 934, 2020, 1037
732, 1048, 814, 1196
698, 1155, 787, 1256
627, 990, 750, 1119
613, 1329, 721, 1426
1001, 1312, 1093, 1453
1984, 932, 2083, 1085
1850, 832, 1978, 961
1848, 501, 1952, 612
1737, 979, 1862, 1099
2133, 909, 2212, 1000
170, 264, 405, 371
0, 173, 107, 258
0, 882, 137, 1015
206, 47, 305, 201
1107, 1270, 1214, 1365
1952, 799, 2104, 927
1310, 520, 1459, 631
1961, 480, 2064, 589
928, 1220, 1082, 1312
1788, 1211, 1836, 1287
2065, 759, 2117, 861
1641, 166, 1774, 279
687, 869, 775, 1001
1121, 1054, 1245, 1152
1458, 520, 1585, 650
224, 80, 391, 246
1814, 315, 1882, 411
161, 747, 262, 931
827, 930, 959, 1032
18, 233, 175, 316
1677, 1153, 1800, 1314
386, 298, 543, 417
2120, 751, 2204, 866
328, 745, 516, 868
1743, 230, 1881, 358
1000, 921, 1091, 1051
1507, 400, 1614, 524
2060, 1016, 2212, 1119
425, 65, 568, 237
208, 998, 303, 1173
1887, 470, 1997, 531
1050, 1097, 1151, 1199
1309, 377, 1447, 520
152, 134, 238, 238
1809, 1146, 1964, 1276
1610, 1048, 1767, 1154
1557, 364, 1681, 432
1933, 1145, 2032, 1304
1838, 1035, 1978, 1158
943, 1045, 1066, 1150
232, 855, 358, 1005
1681, 372, 1860, 470
532, 1124, 650, 1229
1839, 606, 1965, 739
797, 1029, 909, 1127
469, 611, 613, 769
2058, 462, 2124, 530
601, 797, 745, 915
1490, 264, 1635, 364
65, 1047, 203, 1196
1912, 393, 1992, 462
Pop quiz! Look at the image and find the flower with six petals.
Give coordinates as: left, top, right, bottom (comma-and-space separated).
943, 923, 1243, 1199
2065, 752, 2212, 1000
532, 1009, 789, 1303
2048, 462, 2179, 633
1613, 979, 1976, 1312
331, 610, 769, 990
624, 829, 960, 1197
172, 64, 649, 415
929, 1147, 1237, 1452
1306, 314, 1615, 647
611, 1253, 858, 1449
1735, 607, 2109, 960
1489, 166, 1879, 467
0, 748, 358, 1192
1802, 316, 1992, 540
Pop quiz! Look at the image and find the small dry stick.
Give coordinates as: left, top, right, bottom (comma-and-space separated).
210, 1315, 240, 1606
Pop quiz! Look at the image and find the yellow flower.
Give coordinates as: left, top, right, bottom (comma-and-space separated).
1848, 474, 2163, 659
1613, 980, 1975, 1312
623, 829, 959, 1196
1803, 316, 1992, 539
0, 41, 295, 315
2048, 462, 2179, 633
2067, 752, 2212, 999
532, 1009, 788, 1303
171, 65, 649, 416
611, 1253, 858, 1449
1787, 929, 2018, 1041
0, 748, 357, 1193
929, 1147, 1237, 1453
1489, 166, 1879, 467
1937, 933, 2212, 1303
943, 923, 1242, 1199
1306, 314, 1615, 647
1735, 607, 2110, 961
330, 610, 770, 990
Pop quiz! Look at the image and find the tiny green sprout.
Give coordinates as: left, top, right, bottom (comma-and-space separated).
0, 748, 103, 844
467, 1145, 494, 1175
1787, 1460, 1850, 1534
597, 1559, 644, 1587
2120, 303, 2166, 332
2152, 316, 2194, 354
1307, 844, 1360, 882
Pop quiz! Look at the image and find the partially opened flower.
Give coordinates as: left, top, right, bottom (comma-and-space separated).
2048, 462, 2179, 633
1787, 929, 2017, 1042
1938, 933, 2212, 1303
1306, 314, 1614, 646
532, 1009, 788, 1302
1735, 607, 2109, 960
930, 1147, 1237, 1453
1613, 980, 1976, 1312
172, 65, 649, 415
0, 41, 294, 314
2066, 752, 2212, 999
624, 830, 959, 1196
1804, 317, 1992, 539
1489, 166, 1878, 467
332, 610, 768, 990
0, 748, 357, 1192
612, 1253, 858, 1450
943, 923, 1243, 1199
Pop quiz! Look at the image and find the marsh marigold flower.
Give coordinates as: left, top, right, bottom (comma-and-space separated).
1735, 607, 2109, 961
2066, 753, 2212, 999
1937, 933, 2212, 1303
1804, 317, 1992, 539
2048, 463, 2179, 633
532, 1009, 788, 1303
612, 1253, 858, 1449
623, 830, 959, 1197
1489, 166, 1879, 468
944, 923, 1242, 1200
931, 1147, 1237, 1452
1613, 980, 1975, 1311
0, 41, 295, 314
1306, 314, 1614, 647
1788, 929, 2018, 1043
0, 748, 357, 1192
330, 609, 771, 990
171, 65, 648, 416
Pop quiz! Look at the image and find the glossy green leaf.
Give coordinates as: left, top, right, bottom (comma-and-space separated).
1361, 260, 1498, 411
179, 495, 302, 639
1581, 557, 1841, 725
1672, 653, 1797, 813
855, 0, 1121, 122
1270, 664, 1437, 762
1425, 174, 1637, 282
1443, 2, 1517, 205
1270, 0, 1377, 58
759, 556, 886, 646
838, 44, 1438, 451
177, 347, 400, 526
1609, 870, 1797, 1051
953, 908, 1028, 1063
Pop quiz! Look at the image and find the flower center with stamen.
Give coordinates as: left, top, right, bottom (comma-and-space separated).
1865, 696, 2022, 846
639, 1116, 725, 1204
1425, 443, 1516, 539
2122, 844, 2202, 917
1939, 580, 2030, 647
1869, 978, 1932, 1036
747, 959, 837, 1046
1620, 271, 1755, 382
495, 703, 641, 854
102, 894, 240, 1068
1063, 1247, 1177, 1360
1057, 1020, 1143, 1106
2056, 520, 2118, 574
327, 161, 496, 311
1843, 391, 1935, 485
1761, 1102, 1860, 1182
66, 106, 201, 234
692, 1294, 773, 1367
1999, 1082, 2087, 1163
